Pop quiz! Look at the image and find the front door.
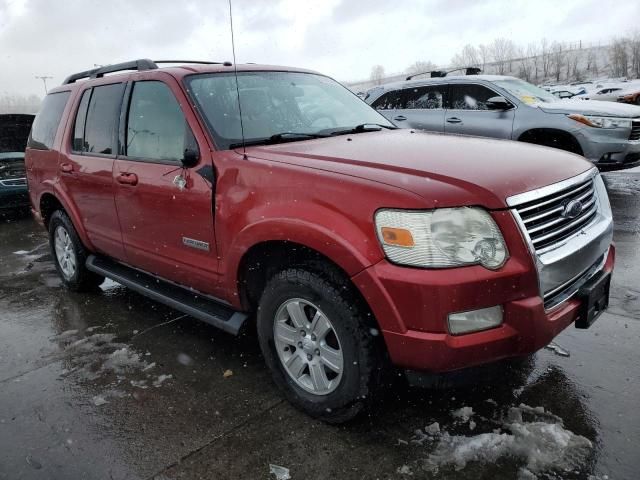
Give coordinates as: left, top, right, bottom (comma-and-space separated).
113, 78, 219, 295
394, 84, 446, 132
444, 83, 515, 139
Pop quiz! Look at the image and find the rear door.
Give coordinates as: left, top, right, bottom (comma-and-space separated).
60, 83, 127, 260
444, 83, 515, 139
370, 89, 406, 126
113, 77, 218, 295
394, 84, 446, 132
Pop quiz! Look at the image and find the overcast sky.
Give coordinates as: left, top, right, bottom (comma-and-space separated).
1, 0, 638, 97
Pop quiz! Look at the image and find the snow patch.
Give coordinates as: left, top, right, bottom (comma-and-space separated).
452, 406, 474, 421
424, 406, 592, 475
153, 374, 173, 387
269, 464, 291, 480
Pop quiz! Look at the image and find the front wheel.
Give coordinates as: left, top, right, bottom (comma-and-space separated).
257, 268, 383, 423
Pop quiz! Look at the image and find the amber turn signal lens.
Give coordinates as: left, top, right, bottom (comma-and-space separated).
380, 227, 414, 247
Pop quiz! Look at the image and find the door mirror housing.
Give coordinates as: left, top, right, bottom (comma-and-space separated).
486, 96, 512, 110
182, 148, 200, 168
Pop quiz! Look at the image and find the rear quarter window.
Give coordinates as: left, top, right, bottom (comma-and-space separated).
27, 91, 71, 150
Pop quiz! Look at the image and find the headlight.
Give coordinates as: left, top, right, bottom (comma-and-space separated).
374, 207, 508, 269
593, 173, 612, 220
568, 114, 632, 129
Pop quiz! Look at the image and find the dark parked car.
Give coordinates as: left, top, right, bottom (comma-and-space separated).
0, 114, 35, 212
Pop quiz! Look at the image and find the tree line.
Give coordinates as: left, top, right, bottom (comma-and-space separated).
369, 33, 640, 86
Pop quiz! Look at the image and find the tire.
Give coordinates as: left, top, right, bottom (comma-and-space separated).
48, 210, 104, 291
257, 267, 383, 423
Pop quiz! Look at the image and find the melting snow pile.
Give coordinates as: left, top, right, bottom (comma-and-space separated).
420, 405, 592, 476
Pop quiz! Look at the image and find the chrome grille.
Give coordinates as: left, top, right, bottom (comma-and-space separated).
514, 177, 598, 252
630, 120, 640, 141
0, 178, 27, 187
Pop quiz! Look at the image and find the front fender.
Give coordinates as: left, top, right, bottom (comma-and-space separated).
222, 209, 384, 304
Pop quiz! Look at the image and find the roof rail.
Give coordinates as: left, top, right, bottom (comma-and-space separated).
62, 59, 158, 84
154, 60, 232, 66
405, 66, 482, 81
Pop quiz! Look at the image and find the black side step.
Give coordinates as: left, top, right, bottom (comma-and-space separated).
86, 255, 247, 335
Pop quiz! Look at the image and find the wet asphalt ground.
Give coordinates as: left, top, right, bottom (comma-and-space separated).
0, 172, 639, 480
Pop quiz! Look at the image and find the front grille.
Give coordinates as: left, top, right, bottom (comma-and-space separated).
631, 120, 640, 141
0, 178, 27, 187
514, 177, 598, 252
543, 254, 605, 310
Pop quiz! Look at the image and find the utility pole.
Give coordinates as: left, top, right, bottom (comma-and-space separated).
35, 75, 53, 94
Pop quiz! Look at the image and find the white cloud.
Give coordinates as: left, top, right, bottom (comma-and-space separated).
0, 0, 637, 97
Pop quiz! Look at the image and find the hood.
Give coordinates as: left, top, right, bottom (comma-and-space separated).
0, 114, 35, 153
246, 129, 592, 209
538, 99, 640, 117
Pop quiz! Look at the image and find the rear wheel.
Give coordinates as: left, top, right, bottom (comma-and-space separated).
49, 210, 104, 291
257, 268, 383, 423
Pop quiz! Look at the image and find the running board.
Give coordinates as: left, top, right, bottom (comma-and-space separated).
86, 255, 247, 335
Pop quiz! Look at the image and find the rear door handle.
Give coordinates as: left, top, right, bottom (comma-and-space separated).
393, 115, 407, 121
116, 173, 138, 186
446, 117, 462, 124
60, 163, 73, 173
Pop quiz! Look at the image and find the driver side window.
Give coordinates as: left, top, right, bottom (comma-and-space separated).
449, 84, 497, 111
126, 81, 196, 162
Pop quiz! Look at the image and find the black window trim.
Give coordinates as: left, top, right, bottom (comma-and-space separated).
70, 81, 126, 159
118, 79, 198, 166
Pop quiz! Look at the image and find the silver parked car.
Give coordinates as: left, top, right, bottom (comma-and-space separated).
365, 75, 640, 169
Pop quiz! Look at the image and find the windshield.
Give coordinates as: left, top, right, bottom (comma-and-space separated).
493, 78, 558, 105
185, 71, 393, 150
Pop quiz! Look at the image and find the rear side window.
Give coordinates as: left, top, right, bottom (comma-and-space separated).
72, 89, 91, 152
371, 90, 404, 110
405, 85, 446, 109
126, 81, 192, 162
83, 83, 125, 155
27, 91, 70, 150
449, 84, 497, 110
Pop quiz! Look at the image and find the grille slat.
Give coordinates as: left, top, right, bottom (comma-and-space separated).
514, 177, 598, 252
630, 120, 640, 141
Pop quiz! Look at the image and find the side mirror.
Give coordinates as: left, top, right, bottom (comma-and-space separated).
182, 148, 199, 168
486, 96, 512, 110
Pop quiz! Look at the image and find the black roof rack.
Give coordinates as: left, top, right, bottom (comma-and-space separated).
63, 59, 232, 84
405, 66, 481, 81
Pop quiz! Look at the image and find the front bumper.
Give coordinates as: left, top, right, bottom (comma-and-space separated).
0, 184, 30, 210
577, 128, 640, 169
353, 241, 615, 374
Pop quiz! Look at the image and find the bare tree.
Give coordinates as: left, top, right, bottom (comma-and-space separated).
629, 32, 640, 78
370, 65, 386, 85
478, 44, 491, 72
516, 46, 532, 82
527, 43, 540, 83
551, 42, 565, 82
585, 47, 598, 77
406, 60, 437, 76
610, 37, 629, 77
540, 38, 551, 79
490, 38, 516, 75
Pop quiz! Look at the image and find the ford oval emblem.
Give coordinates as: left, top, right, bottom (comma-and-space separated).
562, 199, 584, 219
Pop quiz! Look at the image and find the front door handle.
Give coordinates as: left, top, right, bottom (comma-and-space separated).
60, 163, 73, 173
116, 173, 138, 186
393, 115, 407, 121
446, 117, 462, 124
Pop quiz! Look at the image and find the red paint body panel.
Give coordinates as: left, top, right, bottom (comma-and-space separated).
25, 63, 615, 374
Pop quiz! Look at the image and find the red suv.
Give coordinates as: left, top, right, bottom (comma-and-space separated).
26, 59, 614, 422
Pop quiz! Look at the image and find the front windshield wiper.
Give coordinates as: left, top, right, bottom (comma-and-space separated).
328, 123, 398, 136
229, 132, 329, 149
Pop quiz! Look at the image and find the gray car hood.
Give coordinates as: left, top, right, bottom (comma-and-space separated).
538, 99, 640, 117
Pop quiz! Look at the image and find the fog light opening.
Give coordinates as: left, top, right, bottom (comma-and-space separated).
448, 305, 503, 335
